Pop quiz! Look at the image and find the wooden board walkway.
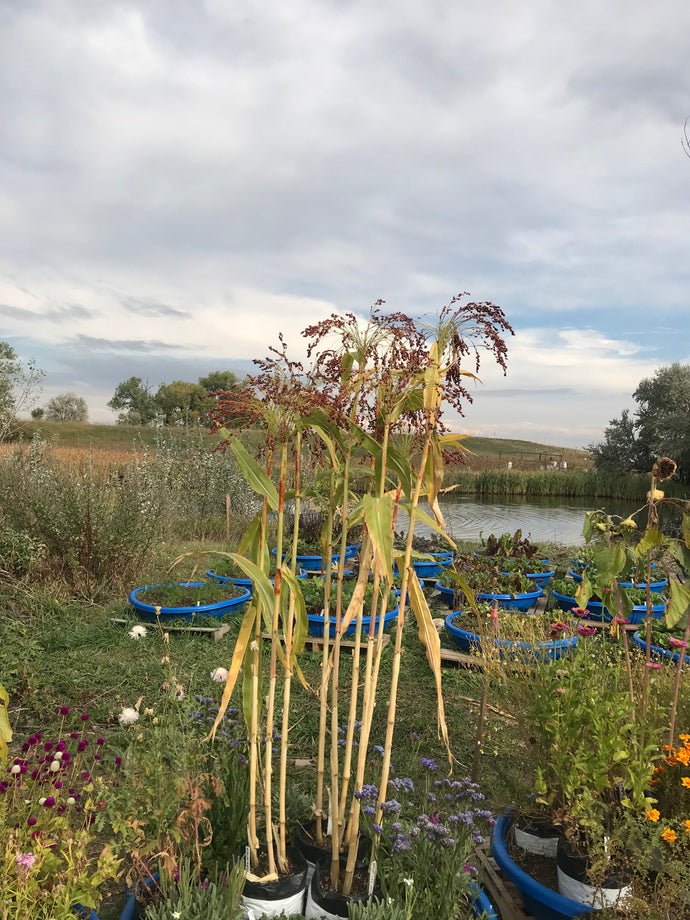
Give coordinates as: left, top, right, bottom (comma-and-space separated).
109, 617, 231, 642
473, 842, 532, 920
262, 632, 390, 653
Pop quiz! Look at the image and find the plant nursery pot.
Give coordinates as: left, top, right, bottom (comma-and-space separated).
128, 582, 252, 623
491, 811, 591, 920
435, 582, 543, 611
550, 590, 665, 623
556, 836, 631, 909
514, 814, 564, 858
444, 613, 577, 662
76, 874, 159, 920
567, 568, 667, 592
631, 630, 690, 665
241, 845, 309, 919
305, 855, 372, 920
306, 606, 398, 639
271, 545, 359, 573
294, 821, 368, 869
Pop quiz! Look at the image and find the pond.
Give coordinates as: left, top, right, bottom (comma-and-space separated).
414, 495, 648, 546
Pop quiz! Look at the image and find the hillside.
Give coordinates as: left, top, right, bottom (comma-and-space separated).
5, 421, 593, 472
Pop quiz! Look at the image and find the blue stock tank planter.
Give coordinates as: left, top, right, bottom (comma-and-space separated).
550, 589, 665, 624
567, 568, 667, 592
435, 582, 543, 612
491, 811, 590, 920
271, 545, 359, 573
129, 582, 252, 623
444, 613, 577, 662
307, 606, 398, 639
206, 567, 308, 593
632, 630, 690, 665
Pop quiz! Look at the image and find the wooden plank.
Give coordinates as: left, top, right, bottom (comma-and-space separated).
262, 632, 390, 653
109, 617, 231, 642
473, 843, 531, 920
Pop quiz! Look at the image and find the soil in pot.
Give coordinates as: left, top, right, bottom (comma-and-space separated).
241, 845, 308, 919
305, 857, 372, 920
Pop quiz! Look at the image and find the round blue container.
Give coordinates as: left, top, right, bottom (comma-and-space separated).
307, 606, 398, 638
567, 568, 667, 591
491, 811, 590, 920
129, 582, 252, 623
551, 589, 665, 624
435, 582, 543, 611
444, 612, 577, 662
271, 545, 359, 572
632, 630, 690, 665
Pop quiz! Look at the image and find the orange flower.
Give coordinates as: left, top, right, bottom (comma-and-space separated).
681, 776, 690, 788
662, 828, 677, 843
679, 734, 689, 742
646, 809, 660, 822
685, 820, 690, 834
676, 748, 690, 766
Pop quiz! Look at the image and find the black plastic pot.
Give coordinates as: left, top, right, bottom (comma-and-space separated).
240, 845, 308, 919
556, 836, 631, 909
294, 821, 369, 867
514, 814, 563, 857
305, 855, 371, 920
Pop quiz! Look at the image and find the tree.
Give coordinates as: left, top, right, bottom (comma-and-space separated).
45, 393, 89, 422
198, 370, 242, 394
107, 377, 158, 425
155, 380, 207, 426
587, 409, 646, 473
0, 342, 44, 441
590, 363, 690, 481
31, 407, 45, 420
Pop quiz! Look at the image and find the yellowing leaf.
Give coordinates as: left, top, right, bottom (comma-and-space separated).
407, 570, 451, 764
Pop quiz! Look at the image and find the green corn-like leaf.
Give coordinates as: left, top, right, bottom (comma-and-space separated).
208, 602, 258, 740
230, 439, 279, 510
281, 566, 308, 661
407, 571, 451, 762
363, 495, 394, 584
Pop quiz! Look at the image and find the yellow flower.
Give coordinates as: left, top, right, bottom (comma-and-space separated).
662, 828, 677, 843
676, 748, 690, 766
646, 809, 660, 822
681, 777, 690, 788
685, 820, 690, 834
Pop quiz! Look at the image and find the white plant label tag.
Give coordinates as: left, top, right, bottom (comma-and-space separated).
368, 860, 377, 895
327, 816, 332, 836
244, 846, 251, 873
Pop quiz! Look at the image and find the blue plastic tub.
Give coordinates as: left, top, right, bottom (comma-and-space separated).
567, 568, 667, 591
491, 811, 590, 920
444, 613, 577, 662
550, 589, 665, 624
307, 606, 398, 638
129, 582, 252, 623
272, 545, 359, 572
435, 582, 543, 611
632, 630, 690, 665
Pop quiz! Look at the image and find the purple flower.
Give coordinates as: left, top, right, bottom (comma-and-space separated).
577, 625, 596, 637
372, 823, 383, 835
42, 796, 55, 808
363, 805, 376, 815
381, 800, 401, 815
27, 817, 37, 826
77, 740, 88, 752
420, 757, 438, 771
60, 706, 70, 715
81, 714, 89, 722
96, 738, 105, 745
669, 637, 688, 649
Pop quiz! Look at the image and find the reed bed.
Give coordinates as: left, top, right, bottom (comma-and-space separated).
443, 468, 686, 500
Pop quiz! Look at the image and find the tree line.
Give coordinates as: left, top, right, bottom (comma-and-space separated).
106, 371, 246, 426
589, 362, 690, 482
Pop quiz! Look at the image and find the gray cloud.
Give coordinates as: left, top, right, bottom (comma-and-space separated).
70, 334, 189, 354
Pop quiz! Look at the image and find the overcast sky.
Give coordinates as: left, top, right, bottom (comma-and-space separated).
2, 0, 689, 448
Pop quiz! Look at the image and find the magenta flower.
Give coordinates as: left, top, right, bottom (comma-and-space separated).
571, 607, 589, 618
646, 661, 663, 670
551, 622, 568, 631
81, 714, 89, 722
577, 625, 596, 636
60, 706, 70, 715
668, 637, 688, 649
42, 796, 55, 808
613, 617, 629, 625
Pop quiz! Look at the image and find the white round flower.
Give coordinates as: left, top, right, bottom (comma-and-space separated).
211, 667, 229, 683
49, 760, 60, 772
10, 764, 20, 774
53, 751, 63, 761
128, 625, 148, 640
118, 707, 140, 726
66, 796, 76, 805
38, 797, 46, 805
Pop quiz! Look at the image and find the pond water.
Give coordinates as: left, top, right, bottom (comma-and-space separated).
414, 495, 645, 546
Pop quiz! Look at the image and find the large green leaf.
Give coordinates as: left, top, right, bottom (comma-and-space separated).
666, 579, 690, 629
592, 543, 626, 587
281, 566, 308, 661
636, 527, 663, 555
385, 440, 412, 499
226, 553, 276, 634
209, 602, 258, 740
230, 439, 279, 510
363, 495, 394, 583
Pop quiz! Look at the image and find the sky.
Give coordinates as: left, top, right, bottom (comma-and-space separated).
2, 0, 690, 449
